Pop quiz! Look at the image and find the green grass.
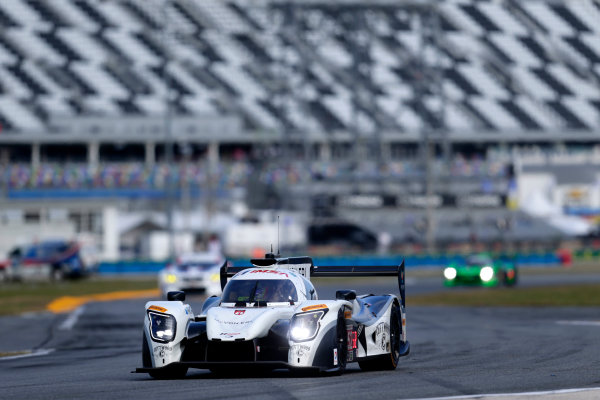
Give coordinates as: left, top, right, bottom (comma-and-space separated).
411, 283, 600, 307
0, 277, 157, 316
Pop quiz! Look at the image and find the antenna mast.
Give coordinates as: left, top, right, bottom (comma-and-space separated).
277, 215, 280, 256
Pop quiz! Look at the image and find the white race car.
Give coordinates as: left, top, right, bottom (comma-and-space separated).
158, 253, 225, 298
137, 253, 410, 378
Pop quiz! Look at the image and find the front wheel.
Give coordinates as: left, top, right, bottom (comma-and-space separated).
143, 331, 187, 379
148, 365, 188, 379
359, 302, 401, 371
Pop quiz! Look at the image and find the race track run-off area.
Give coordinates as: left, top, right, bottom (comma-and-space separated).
1, 283, 600, 400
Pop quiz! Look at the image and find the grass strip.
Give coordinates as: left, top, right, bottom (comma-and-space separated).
411, 283, 600, 307
0, 278, 157, 316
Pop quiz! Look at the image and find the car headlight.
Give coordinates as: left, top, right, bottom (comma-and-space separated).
166, 274, 177, 284
290, 310, 327, 342
210, 273, 220, 282
148, 311, 177, 342
443, 267, 457, 280
480, 266, 494, 282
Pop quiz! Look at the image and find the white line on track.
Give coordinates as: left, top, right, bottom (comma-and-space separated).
59, 306, 85, 330
0, 348, 55, 361
407, 387, 600, 400
556, 320, 600, 327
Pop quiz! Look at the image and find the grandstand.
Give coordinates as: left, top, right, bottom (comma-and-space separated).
0, 0, 598, 145
0, 0, 599, 257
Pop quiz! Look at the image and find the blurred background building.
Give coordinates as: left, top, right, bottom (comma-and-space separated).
0, 0, 599, 261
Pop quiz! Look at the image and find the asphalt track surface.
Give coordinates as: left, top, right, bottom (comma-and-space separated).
1, 274, 600, 400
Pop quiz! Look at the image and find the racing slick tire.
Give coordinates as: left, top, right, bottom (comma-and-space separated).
335, 308, 348, 374
358, 302, 401, 371
142, 332, 188, 379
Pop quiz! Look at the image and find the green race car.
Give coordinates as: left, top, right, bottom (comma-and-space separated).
443, 254, 517, 287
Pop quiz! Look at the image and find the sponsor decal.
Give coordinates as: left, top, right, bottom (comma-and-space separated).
250, 269, 289, 277
213, 318, 251, 325
375, 322, 390, 352
234, 310, 245, 316
333, 348, 338, 366
291, 344, 311, 357
153, 345, 173, 358
347, 350, 354, 362
219, 332, 240, 337
344, 310, 352, 319
301, 304, 328, 312
148, 305, 167, 313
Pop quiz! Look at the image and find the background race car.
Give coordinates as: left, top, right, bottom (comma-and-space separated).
158, 253, 225, 298
443, 254, 517, 287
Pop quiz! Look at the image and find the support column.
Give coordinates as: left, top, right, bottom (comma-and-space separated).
380, 141, 391, 162
31, 143, 40, 168
207, 141, 219, 169
102, 206, 119, 261
88, 142, 99, 167
0, 147, 9, 166
145, 141, 155, 166
319, 142, 331, 162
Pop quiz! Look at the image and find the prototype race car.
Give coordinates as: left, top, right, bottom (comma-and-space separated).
158, 253, 225, 298
136, 253, 409, 378
443, 254, 517, 287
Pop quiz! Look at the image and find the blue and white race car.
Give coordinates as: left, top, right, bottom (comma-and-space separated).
158, 253, 225, 299
136, 253, 410, 377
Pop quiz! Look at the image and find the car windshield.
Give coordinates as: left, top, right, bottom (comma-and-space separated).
222, 279, 298, 304
466, 256, 492, 266
175, 262, 217, 272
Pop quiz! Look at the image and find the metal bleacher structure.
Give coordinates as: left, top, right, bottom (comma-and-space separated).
0, 0, 598, 141
0, 0, 599, 246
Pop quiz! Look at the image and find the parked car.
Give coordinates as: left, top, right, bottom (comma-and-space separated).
8, 240, 88, 280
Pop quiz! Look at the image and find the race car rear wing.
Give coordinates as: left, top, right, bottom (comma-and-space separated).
311, 261, 406, 308
220, 259, 406, 308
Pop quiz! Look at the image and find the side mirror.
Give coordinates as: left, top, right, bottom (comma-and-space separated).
335, 289, 356, 301
167, 291, 186, 302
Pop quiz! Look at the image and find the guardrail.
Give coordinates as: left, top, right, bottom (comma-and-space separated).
96, 252, 562, 275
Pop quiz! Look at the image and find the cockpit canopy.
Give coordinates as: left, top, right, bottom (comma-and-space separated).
222, 279, 298, 304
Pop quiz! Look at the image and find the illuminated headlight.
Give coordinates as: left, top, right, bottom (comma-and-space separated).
290, 310, 326, 342
443, 267, 457, 280
210, 273, 220, 282
148, 311, 177, 342
166, 274, 177, 284
480, 266, 494, 282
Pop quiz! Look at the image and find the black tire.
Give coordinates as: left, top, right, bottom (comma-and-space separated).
143, 331, 187, 379
335, 308, 348, 374
358, 302, 401, 371
148, 365, 188, 380
50, 264, 64, 281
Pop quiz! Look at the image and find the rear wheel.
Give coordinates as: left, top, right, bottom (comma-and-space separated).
359, 302, 401, 371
